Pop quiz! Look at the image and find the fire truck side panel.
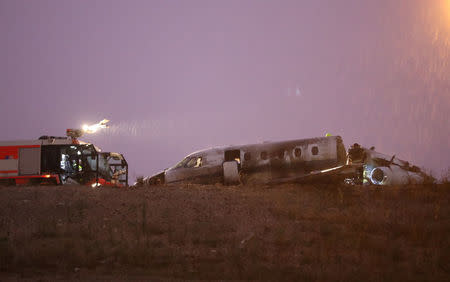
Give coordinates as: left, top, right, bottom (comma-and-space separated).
18, 147, 41, 175
0, 159, 19, 176
0, 141, 42, 177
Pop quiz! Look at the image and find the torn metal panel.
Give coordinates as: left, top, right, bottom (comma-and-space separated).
346, 143, 432, 185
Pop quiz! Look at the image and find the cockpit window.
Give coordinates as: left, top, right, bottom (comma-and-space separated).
174, 157, 190, 169
186, 157, 202, 168
194, 157, 202, 167
185, 158, 197, 168
174, 156, 203, 169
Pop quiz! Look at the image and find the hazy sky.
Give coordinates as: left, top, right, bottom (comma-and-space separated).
1, 0, 449, 181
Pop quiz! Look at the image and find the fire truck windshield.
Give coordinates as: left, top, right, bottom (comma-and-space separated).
40, 144, 128, 186
41, 144, 106, 184
96, 153, 114, 181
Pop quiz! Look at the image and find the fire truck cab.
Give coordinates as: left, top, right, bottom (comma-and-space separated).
0, 135, 128, 187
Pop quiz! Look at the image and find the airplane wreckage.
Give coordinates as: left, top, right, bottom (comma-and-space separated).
141, 136, 433, 186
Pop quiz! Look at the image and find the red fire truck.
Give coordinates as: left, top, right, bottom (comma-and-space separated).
0, 130, 128, 187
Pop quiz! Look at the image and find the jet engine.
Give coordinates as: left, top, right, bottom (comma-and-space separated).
369, 166, 424, 185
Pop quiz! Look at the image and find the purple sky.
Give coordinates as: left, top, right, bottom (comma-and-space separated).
1, 0, 449, 181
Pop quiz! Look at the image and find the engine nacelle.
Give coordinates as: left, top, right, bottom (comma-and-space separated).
369, 166, 424, 185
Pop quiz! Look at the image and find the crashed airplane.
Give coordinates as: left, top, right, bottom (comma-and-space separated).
142, 136, 432, 186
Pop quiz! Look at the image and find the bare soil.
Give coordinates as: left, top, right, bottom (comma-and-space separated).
0, 183, 449, 281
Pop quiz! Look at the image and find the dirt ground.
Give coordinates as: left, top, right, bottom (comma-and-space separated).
0, 183, 449, 281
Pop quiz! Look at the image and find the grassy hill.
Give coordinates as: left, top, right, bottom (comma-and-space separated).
0, 183, 449, 281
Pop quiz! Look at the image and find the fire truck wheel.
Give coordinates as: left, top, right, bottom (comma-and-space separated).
29, 178, 42, 186
0, 179, 16, 186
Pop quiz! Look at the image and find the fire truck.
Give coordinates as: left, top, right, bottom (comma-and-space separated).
0, 128, 128, 187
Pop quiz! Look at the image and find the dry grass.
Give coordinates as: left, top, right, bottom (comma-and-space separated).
0, 183, 449, 281
441, 168, 450, 184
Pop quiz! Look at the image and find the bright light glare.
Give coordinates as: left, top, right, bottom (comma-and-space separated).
441, 0, 450, 27
82, 119, 109, 134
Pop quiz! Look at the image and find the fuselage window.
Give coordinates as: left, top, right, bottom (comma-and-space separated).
294, 148, 302, 158
311, 146, 319, 156
260, 151, 268, 160
244, 152, 251, 161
